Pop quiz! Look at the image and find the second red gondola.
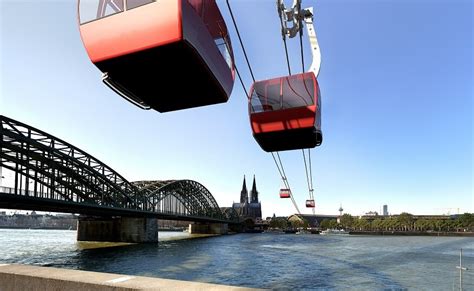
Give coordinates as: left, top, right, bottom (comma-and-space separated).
280, 188, 291, 198
249, 72, 322, 152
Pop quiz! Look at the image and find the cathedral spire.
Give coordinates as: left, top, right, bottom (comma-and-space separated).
240, 175, 248, 203
250, 175, 258, 203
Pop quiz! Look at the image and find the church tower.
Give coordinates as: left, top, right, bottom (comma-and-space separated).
233, 175, 262, 220
250, 175, 259, 203
240, 175, 248, 203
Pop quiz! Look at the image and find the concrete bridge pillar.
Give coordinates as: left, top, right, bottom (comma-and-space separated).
188, 222, 228, 234
77, 216, 158, 243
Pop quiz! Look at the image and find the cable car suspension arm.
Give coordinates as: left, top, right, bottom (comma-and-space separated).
277, 1, 321, 77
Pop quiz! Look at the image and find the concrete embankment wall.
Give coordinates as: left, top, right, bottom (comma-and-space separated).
0, 264, 260, 291
77, 216, 158, 243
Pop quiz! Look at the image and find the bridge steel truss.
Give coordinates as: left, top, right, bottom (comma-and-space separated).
0, 115, 235, 223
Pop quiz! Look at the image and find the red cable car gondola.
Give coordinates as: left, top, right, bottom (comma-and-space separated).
249, 72, 322, 152
306, 199, 315, 208
279, 188, 291, 198
78, 0, 235, 112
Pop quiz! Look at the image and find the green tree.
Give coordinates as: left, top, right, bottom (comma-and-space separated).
372, 218, 383, 231
340, 214, 354, 229
458, 213, 474, 230
320, 219, 331, 230
328, 219, 338, 229
444, 219, 456, 232
415, 219, 430, 231
270, 218, 288, 229
398, 212, 414, 231
303, 220, 309, 229
290, 219, 304, 229
356, 218, 371, 231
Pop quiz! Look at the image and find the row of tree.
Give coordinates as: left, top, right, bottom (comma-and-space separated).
321, 213, 474, 232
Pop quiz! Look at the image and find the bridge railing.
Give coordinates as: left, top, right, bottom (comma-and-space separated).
0, 186, 68, 201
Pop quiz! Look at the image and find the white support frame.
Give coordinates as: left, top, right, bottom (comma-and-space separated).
278, 1, 322, 77
304, 8, 321, 77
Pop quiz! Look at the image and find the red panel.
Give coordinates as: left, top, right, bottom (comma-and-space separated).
79, 0, 182, 63
186, 0, 228, 38
251, 106, 316, 134
279, 189, 291, 198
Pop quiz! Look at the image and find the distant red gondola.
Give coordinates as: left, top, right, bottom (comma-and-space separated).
78, 0, 235, 112
249, 72, 322, 152
280, 188, 291, 198
306, 199, 315, 208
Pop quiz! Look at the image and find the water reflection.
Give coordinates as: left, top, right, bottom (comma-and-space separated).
1, 229, 473, 290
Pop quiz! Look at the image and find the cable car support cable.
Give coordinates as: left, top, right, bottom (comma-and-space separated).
234, 64, 249, 98
277, 2, 292, 76
302, 149, 315, 214
273, 152, 301, 215
226, 0, 255, 83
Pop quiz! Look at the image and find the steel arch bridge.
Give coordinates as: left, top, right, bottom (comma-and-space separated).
0, 115, 236, 223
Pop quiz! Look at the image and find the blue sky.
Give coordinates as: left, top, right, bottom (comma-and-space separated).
0, 0, 472, 217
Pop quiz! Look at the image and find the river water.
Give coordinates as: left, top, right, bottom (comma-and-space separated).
0, 229, 473, 290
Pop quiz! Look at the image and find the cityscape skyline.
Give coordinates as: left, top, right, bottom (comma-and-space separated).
0, 165, 469, 217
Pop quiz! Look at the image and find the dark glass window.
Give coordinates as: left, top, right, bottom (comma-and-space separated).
250, 73, 315, 113
315, 87, 322, 129
215, 37, 233, 70
79, 0, 124, 24
127, 0, 154, 10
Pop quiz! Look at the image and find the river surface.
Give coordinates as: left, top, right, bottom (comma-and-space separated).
0, 229, 473, 290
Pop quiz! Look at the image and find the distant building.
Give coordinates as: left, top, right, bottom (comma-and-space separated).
0, 213, 78, 229
383, 205, 388, 216
365, 211, 379, 216
232, 175, 262, 221
338, 204, 344, 223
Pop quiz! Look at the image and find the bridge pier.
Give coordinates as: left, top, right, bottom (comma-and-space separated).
77, 216, 158, 243
188, 222, 228, 234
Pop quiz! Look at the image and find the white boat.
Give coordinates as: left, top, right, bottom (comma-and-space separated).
320, 229, 350, 235
296, 229, 310, 235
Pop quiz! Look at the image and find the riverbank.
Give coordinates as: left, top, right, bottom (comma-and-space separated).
349, 230, 474, 237
0, 264, 260, 291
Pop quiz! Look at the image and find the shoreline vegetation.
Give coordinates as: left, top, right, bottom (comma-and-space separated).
270, 212, 474, 237
348, 230, 474, 237
320, 212, 474, 234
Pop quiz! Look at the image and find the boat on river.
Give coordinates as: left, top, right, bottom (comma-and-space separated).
296, 229, 311, 235
320, 229, 350, 235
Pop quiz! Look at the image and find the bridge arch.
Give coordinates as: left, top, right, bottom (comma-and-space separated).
0, 115, 229, 222
133, 180, 224, 220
